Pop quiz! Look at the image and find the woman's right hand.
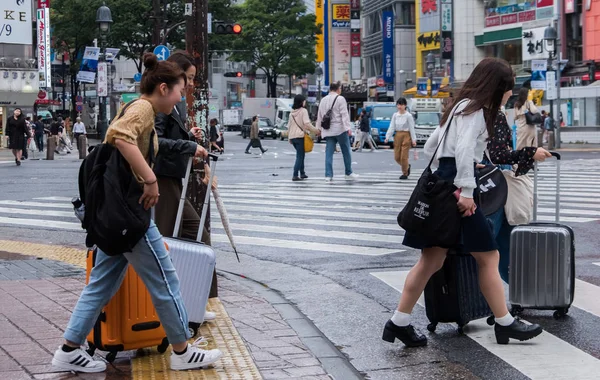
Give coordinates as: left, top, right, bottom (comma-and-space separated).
457, 196, 476, 217
195, 145, 208, 158
533, 147, 552, 162
140, 181, 160, 210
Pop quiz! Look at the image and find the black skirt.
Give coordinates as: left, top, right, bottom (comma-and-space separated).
402, 158, 498, 253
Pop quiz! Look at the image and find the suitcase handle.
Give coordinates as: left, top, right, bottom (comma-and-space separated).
533, 151, 560, 223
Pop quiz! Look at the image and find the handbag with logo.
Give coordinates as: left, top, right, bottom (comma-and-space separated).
477, 150, 508, 216
397, 101, 467, 248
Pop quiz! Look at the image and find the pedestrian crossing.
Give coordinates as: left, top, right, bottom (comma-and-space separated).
0, 164, 598, 257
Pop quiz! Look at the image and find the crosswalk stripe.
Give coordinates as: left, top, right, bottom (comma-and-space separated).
0, 207, 75, 218
212, 234, 402, 256
0, 216, 81, 230
217, 197, 399, 212
213, 204, 396, 222
371, 270, 600, 380
34, 196, 73, 201
213, 222, 404, 244
220, 214, 401, 231
0, 200, 72, 209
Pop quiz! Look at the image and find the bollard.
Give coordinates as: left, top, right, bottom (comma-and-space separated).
46, 136, 56, 160
78, 135, 88, 159
548, 131, 555, 150
537, 128, 544, 148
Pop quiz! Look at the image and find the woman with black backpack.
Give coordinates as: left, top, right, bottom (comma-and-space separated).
382, 58, 543, 348
52, 53, 222, 374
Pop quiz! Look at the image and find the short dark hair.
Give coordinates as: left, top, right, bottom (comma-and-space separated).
329, 82, 341, 92
292, 94, 306, 110
140, 53, 186, 95
396, 97, 407, 106
252, 115, 258, 122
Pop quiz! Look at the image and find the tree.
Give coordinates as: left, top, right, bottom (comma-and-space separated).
228, 0, 320, 97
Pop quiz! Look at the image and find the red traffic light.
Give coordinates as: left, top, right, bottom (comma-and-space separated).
232, 24, 242, 34
236, 72, 242, 77
224, 72, 244, 77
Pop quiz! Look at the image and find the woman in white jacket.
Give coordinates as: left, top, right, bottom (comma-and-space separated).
381, 58, 543, 348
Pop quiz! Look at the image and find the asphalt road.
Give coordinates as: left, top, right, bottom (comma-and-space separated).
1, 132, 600, 380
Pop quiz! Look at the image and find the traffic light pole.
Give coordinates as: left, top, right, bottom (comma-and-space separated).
186, 0, 216, 296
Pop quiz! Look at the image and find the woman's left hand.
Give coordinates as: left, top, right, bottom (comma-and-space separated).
190, 127, 203, 139
457, 196, 476, 217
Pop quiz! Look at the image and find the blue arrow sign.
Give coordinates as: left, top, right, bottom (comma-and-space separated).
133, 72, 142, 82
153, 45, 170, 61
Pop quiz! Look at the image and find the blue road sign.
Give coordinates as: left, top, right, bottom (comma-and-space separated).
133, 72, 142, 82
153, 45, 170, 61
76, 104, 83, 112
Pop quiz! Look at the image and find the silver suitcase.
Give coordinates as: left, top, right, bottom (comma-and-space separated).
509, 152, 575, 319
163, 154, 218, 337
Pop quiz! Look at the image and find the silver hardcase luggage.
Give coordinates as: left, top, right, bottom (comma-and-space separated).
509, 152, 575, 319
164, 154, 218, 336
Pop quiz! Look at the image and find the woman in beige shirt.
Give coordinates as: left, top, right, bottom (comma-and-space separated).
288, 95, 318, 181
52, 53, 222, 374
513, 87, 540, 149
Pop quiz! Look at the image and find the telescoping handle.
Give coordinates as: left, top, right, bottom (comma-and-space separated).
533, 152, 561, 223
172, 157, 194, 237
196, 153, 219, 242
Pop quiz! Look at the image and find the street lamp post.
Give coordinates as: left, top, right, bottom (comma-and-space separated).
315, 66, 324, 103
425, 53, 436, 97
96, 3, 113, 141
399, 69, 416, 94
544, 25, 560, 149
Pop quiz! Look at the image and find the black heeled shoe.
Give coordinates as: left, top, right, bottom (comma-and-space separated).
494, 319, 543, 344
382, 320, 427, 347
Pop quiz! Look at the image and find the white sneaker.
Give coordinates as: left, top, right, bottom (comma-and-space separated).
345, 173, 359, 180
204, 311, 216, 322
325, 177, 333, 183
170, 338, 223, 371
52, 346, 107, 373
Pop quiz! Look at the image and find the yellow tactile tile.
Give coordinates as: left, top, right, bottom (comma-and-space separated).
0, 240, 262, 380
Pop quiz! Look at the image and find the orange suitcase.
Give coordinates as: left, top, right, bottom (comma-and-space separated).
85, 248, 169, 362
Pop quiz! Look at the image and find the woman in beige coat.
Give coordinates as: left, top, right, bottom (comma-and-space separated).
513, 87, 540, 149
288, 95, 318, 181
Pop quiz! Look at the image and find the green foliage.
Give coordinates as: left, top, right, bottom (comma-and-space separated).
228, 0, 320, 96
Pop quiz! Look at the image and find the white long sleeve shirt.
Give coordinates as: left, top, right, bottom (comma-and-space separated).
423, 100, 488, 199
316, 92, 351, 138
73, 122, 86, 134
385, 112, 416, 142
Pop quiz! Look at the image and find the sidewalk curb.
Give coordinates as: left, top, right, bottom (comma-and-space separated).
218, 270, 365, 380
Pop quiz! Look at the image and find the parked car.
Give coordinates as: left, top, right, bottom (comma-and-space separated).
241, 117, 277, 139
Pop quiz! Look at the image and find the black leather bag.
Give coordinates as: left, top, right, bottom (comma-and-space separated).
251, 138, 261, 148
525, 111, 543, 125
397, 101, 467, 248
476, 160, 508, 216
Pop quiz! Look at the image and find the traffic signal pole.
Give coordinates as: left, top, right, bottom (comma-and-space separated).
185, 0, 217, 295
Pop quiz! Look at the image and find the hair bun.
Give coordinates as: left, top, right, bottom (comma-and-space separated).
143, 53, 159, 71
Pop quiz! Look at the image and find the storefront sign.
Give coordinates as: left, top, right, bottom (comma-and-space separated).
382, 11, 394, 84
350, 32, 361, 57
350, 0, 361, 80
441, 1, 452, 32
332, 4, 350, 28
565, 0, 576, 14
97, 62, 108, 97
546, 71, 557, 100
367, 77, 377, 87
518, 10, 536, 23
38, 0, 51, 8
36, 8, 51, 88
417, 77, 429, 96
417, 32, 440, 49
485, 16, 501, 28
77, 47, 100, 83
332, 31, 351, 83
419, 0, 440, 33
536, 6, 554, 20
531, 60, 547, 90
522, 27, 547, 61
1, 0, 33, 45
484, 1, 539, 28
315, 0, 324, 62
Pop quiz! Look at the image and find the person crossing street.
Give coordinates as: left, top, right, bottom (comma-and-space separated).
385, 98, 416, 180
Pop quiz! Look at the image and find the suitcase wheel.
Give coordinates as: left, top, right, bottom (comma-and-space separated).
157, 338, 169, 354
553, 308, 569, 319
427, 323, 437, 332
486, 316, 495, 326
106, 351, 117, 363
188, 322, 200, 339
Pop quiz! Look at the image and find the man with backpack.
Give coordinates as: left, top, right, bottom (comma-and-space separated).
316, 82, 358, 182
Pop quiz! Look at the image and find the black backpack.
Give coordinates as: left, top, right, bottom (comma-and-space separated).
78, 101, 155, 256
320, 95, 339, 130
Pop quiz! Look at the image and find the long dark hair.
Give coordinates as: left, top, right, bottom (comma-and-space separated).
513, 87, 529, 110
440, 57, 514, 137
292, 94, 305, 110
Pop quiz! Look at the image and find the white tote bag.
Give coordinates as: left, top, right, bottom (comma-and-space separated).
503, 170, 533, 226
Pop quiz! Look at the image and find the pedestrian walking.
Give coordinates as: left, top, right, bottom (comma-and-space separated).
51, 53, 222, 374
288, 94, 319, 181
73, 117, 87, 151
356, 109, 374, 152
543, 112, 555, 144
245, 116, 268, 154
316, 82, 357, 182
33, 115, 45, 152
153, 51, 218, 322
514, 87, 540, 149
209, 118, 223, 153
385, 98, 416, 180
485, 92, 551, 283
6, 108, 29, 166
382, 58, 543, 348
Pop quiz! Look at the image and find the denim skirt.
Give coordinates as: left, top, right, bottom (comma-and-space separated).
402, 158, 498, 253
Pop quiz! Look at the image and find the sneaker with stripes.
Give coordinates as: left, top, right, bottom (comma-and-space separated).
52, 346, 107, 373
170, 337, 223, 371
